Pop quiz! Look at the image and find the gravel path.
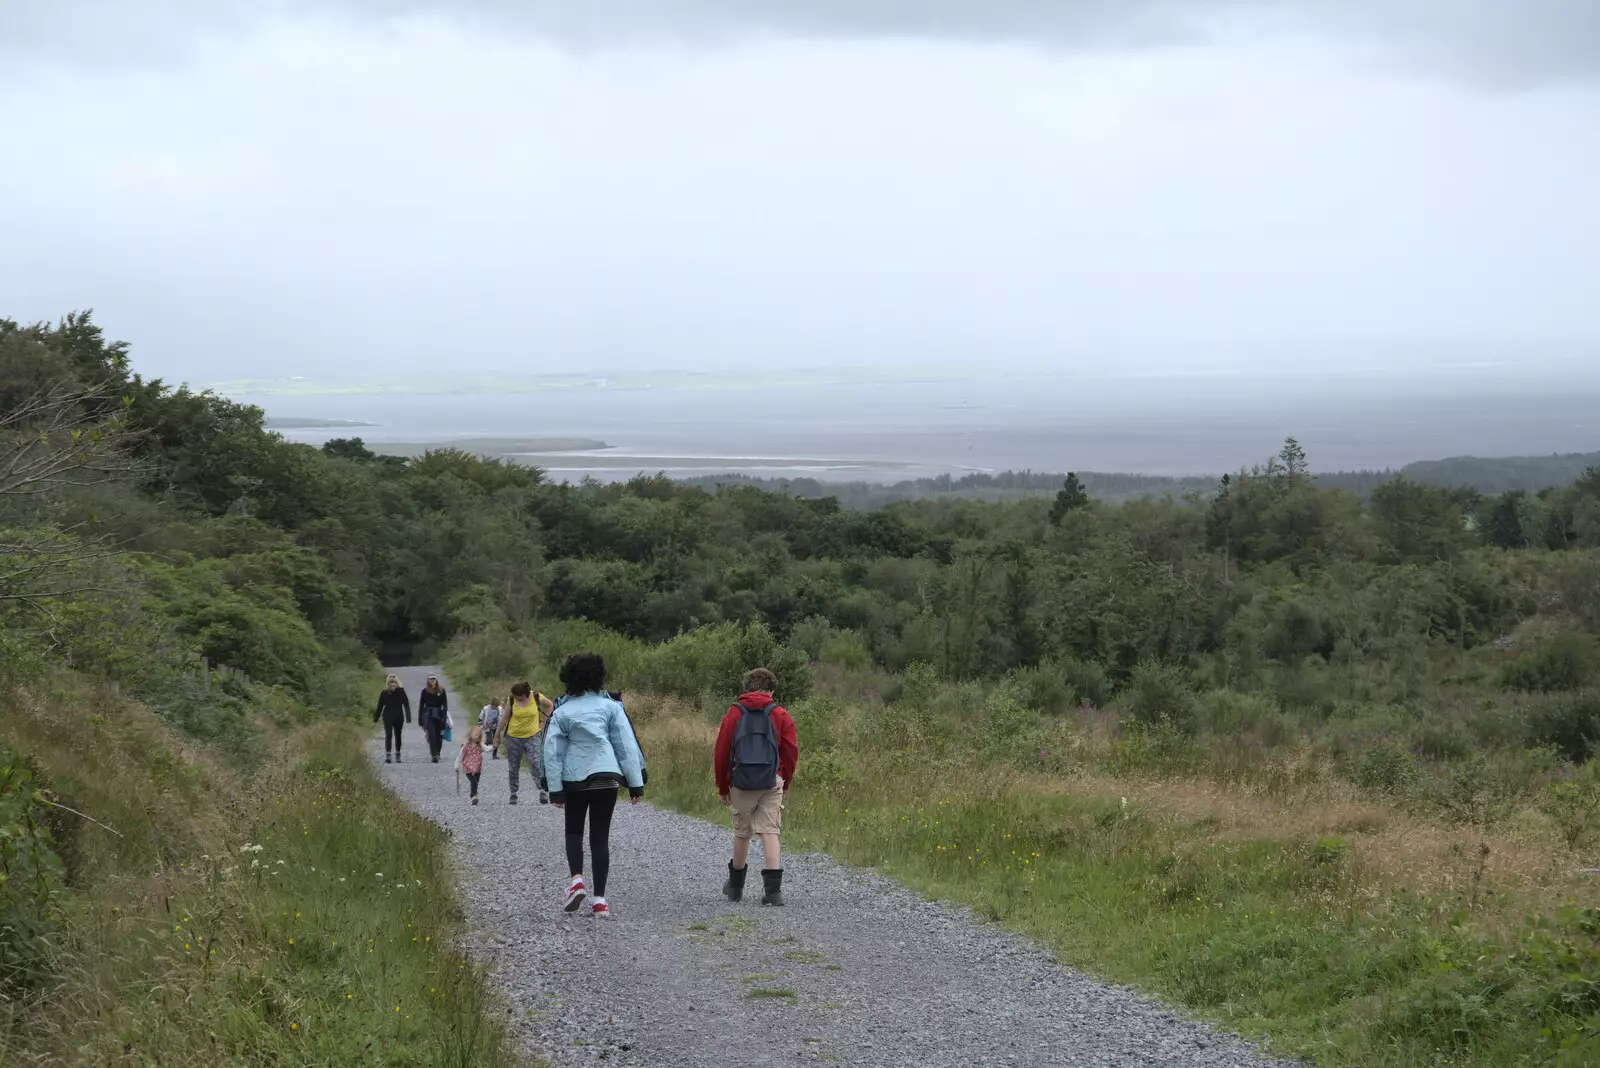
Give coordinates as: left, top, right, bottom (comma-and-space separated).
376, 667, 1295, 1068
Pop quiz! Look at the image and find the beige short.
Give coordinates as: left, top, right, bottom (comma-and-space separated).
729, 785, 784, 839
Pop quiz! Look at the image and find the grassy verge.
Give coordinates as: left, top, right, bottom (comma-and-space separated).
625, 692, 1600, 1068
1, 669, 529, 1066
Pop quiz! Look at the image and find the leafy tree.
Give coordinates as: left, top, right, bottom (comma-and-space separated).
1049, 473, 1090, 524
1479, 491, 1531, 549
1369, 477, 1471, 563
1277, 437, 1309, 481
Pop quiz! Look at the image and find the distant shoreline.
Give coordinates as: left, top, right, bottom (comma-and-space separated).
264, 417, 376, 429
370, 437, 614, 457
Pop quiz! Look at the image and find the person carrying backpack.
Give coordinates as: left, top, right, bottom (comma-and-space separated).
497, 682, 553, 804
714, 667, 798, 907
610, 691, 647, 787
480, 698, 505, 759
419, 674, 450, 762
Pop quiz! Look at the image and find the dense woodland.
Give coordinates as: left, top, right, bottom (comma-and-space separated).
5, 313, 1600, 1062
2, 312, 1599, 743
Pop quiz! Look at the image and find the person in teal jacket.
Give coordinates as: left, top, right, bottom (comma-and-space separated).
543, 652, 645, 919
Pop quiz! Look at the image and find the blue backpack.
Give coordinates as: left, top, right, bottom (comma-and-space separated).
729, 700, 780, 790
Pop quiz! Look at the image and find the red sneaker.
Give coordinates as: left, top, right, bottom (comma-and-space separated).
591, 900, 611, 919
564, 879, 587, 913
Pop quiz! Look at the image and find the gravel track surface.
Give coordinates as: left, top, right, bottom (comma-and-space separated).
377, 667, 1295, 1068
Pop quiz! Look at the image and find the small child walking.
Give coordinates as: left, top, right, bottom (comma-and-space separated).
454, 726, 488, 804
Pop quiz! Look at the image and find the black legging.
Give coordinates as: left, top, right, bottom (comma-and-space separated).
384, 721, 403, 753
563, 789, 618, 897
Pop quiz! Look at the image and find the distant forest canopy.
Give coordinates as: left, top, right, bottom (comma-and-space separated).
679, 451, 1600, 509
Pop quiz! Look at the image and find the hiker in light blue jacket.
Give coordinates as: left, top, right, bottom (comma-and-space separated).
543, 652, 645, 919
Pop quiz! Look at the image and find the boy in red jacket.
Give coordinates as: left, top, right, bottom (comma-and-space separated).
714, 667, 799, 906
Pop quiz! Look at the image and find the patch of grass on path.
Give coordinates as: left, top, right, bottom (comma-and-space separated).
747, 988, 798, 1001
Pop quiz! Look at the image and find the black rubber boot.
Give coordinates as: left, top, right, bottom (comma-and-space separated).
760, 868, 785, 907
723, 862, 748, 903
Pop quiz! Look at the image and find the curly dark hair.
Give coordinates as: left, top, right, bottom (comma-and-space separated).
559, 652, 607, 696
742, 667, 777, 693
509, 681, 531, 699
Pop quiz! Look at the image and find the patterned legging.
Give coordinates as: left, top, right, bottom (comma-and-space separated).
505, 734, 543, 798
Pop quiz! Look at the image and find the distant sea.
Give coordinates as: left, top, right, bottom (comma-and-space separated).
244, 365, 1600, 483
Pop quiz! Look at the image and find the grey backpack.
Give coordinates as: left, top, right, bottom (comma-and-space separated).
729, 700, 780, 790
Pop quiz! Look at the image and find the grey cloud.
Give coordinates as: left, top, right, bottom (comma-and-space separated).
4, 0, 1598, 84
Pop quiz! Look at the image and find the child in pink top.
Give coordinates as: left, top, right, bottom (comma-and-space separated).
454, 726, 487, 805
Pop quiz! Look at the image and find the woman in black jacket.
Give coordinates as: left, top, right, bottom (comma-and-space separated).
374, 674, 411, 764
419, 674, 450, 762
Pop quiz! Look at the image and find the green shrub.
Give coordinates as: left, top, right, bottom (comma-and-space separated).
800, 746, 850, 789
1009, 664, 1078, 717
174, 597, 327, 695
1268, 660, 1338, 717
1527, 691, 1600, 764
148, 676, 262, 762
1124, 659, 1196, 731
787, 615, 834, 661
1428, 754, 1528, 827
635, 621, 812, 701
980, 690, 1037, 755
1354, 741, 1421, 795
1057, 655, 1111, 708
1459, 698, 1528, 749
1541, 761, 1600, 850
893, 661, 942, 708
1558, 552, 1600, 633
471, 627, 539, 680
818, 630, 874, 672
1498, 633, 1600, 693
1411, 721, 1471, 761
0, 752, 65, 995
532, 618, 646, 686
1194, 689, 1280, 735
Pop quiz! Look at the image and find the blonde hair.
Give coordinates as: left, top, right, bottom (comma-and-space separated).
467, 725, 484, 745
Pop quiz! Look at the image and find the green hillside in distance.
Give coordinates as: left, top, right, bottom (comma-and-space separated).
673, 451, 1599, 505
1404, 450, 1600, 495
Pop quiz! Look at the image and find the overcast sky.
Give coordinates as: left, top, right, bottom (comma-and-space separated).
2, 0, 1597, 383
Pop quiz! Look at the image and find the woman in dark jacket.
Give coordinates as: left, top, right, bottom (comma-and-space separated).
419, 674, 450, 762
374, 674, 411, 763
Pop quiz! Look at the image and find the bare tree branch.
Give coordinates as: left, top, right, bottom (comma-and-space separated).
0, 375, 136, 499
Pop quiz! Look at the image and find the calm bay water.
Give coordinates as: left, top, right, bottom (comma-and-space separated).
250, 368, 1600, 483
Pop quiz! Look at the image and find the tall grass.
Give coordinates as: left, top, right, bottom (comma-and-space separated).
627, 689, 1600, 1067
0, 671, 530, 1067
